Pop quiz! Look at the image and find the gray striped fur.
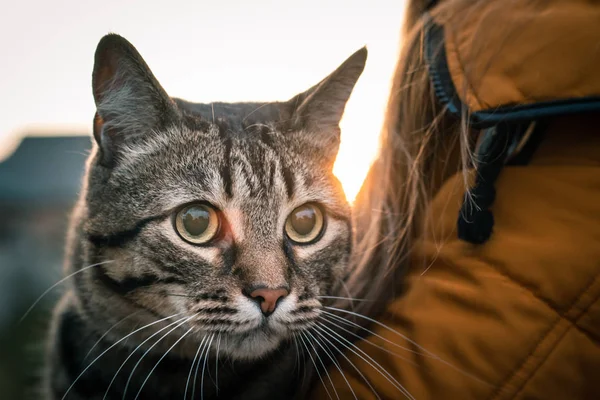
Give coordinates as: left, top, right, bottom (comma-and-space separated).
45, 34, 366, 400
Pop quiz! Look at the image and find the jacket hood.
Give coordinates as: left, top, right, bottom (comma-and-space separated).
426, 0, 600, 128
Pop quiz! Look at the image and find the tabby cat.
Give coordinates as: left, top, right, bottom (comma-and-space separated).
45, 34, 366, 400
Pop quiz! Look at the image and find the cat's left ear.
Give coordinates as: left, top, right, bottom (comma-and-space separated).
287, 47, 367, 154
92, 34, 179, 167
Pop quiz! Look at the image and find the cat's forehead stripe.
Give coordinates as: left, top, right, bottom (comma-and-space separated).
280, 162, 295, 199
219, 131, 234, 199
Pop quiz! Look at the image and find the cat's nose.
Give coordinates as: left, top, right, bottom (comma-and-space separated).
244, 287, 289, 317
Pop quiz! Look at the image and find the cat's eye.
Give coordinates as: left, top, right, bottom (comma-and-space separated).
175, 204, 220, 244
285, 203, 324, 244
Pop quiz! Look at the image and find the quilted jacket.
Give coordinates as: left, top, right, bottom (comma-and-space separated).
314, 1, 600, 399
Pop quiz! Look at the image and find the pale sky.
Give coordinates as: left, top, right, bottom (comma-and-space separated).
0, 0, 405, 201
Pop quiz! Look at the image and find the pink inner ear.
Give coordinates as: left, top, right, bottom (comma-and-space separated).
92, 46, 128, 105
93, 113, 104, 144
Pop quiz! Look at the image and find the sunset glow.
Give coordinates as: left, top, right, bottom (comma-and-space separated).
0, 0, 405, 201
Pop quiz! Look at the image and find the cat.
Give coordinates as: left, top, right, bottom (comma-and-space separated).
45, 33, 366, 400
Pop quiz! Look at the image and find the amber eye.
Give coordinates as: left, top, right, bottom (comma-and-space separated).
285, 203, 324, 244
175, 204, 220, 244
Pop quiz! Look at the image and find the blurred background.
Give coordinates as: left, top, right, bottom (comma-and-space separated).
0, 0, 405, 398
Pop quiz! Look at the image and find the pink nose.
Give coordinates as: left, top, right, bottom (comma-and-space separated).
246, 287, 289, 316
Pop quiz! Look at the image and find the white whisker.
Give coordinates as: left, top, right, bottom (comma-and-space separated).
215, 333, 222, 395
324, 307, 447, 357
337, 279, 356, 312
299, 332, 336, 400
185, 335, 208, 400
315, 324, 415, 400
305, 330, 356, 400
103, 315, 189, 400
298, 332, 309, 386
192, 331, 212, 399
324, 307, 490, 385
123, 315, 195, 399
292, 334, 301, 379
242, 103, 270, 123
201, 334, 215, 400
320, 311, 418, 362
85, 310, 140, 361
61, 311, 183, 400
311, 327, 382, 400
297, 332, 330, 400
134, 326, 195, 399
19, 260, 115, 324
317, 296, 372, 302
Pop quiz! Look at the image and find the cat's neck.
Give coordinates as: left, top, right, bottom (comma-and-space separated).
51, 295, 304, 400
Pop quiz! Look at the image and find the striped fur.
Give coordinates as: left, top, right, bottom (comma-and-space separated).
45, 34, 366, 399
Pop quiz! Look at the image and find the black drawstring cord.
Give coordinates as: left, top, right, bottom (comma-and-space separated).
457, 123, 511, 244
426, 0, 439, 10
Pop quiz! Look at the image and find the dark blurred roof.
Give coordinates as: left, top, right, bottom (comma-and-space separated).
0, 135, 92, 203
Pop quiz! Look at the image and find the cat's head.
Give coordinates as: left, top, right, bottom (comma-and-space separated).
77, 34, 366, 359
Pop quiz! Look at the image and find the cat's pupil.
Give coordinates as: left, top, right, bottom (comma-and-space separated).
291, 206, 316, 236
182, 206, 210, 236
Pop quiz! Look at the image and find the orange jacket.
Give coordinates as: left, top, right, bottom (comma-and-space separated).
314, 1, 600, 399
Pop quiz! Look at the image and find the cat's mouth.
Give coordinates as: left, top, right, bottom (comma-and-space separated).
177, 293, 320, 359
225, 309, 308, 338
197, 299, 319, 360
214, 324, 288, 360
244, 321, 277, 336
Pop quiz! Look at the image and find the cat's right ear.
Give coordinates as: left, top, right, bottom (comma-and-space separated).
92, 34, 178, 167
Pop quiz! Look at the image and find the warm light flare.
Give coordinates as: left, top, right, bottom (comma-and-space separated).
334, 44, 401, 203
0, 0, 406, 204
335, 76, 388, 203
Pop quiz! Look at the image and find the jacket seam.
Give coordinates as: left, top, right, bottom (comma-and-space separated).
512, 309, 599, 400
490, 267, 561, 315
487, 271, 600, 400
511, 277, 600, 399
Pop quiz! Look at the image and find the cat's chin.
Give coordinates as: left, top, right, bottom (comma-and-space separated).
217, 326, 290, 360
